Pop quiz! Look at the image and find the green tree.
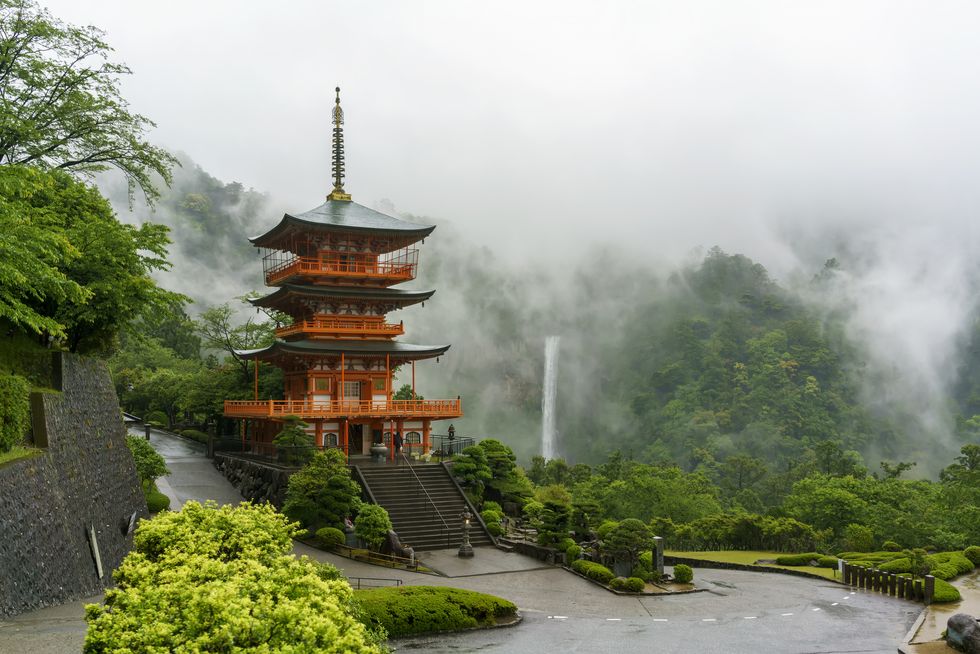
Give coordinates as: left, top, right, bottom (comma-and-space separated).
124, 435, 169, 491
273, 415, 314, 465
534, 500, 571, 547
451, 445, 492, 500
282, 449, 361, 531
195, 302, 275, 385
393, 383, 422, 400
604, 518, 652, 571
0, 0, 177, 203
355, 504, 393, 551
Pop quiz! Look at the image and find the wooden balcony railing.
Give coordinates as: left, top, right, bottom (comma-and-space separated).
223, 398, 462, 420
275, 319, 404, 339
265, 257, 417, 286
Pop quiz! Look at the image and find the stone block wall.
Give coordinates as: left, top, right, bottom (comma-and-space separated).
0, 353, 147, 618
213, 454, 292, 507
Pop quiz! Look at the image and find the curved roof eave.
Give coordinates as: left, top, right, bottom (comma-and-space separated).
247, 284, 435, 308
249, 200, 436, 245
234, 339, 451, 361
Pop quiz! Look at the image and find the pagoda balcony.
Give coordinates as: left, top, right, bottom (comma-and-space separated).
275, 318, 405, 340
223, 398, 463, 420
264, 256, 417, 286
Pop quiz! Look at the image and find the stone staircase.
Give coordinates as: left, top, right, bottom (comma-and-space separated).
355, 463, 494, 551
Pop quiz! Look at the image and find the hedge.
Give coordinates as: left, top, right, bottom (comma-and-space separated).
180, 429, 209, 443
878, 558, 911, 573
316, 527, 346, 548
965, 546, 980, 566
625, 577, 646, 592
933, 578, 961, 603
571, 559, 614, 584
145, 486, 170, 513
566, 544, 582, 561
0, 373, 30, 453
882, 540, 902, 552
775, 552, 821, 566
817, 556, 839, 568
609, 577, 629, 591
354, 586, 517, 636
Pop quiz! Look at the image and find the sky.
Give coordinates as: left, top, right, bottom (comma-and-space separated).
42, 1, 980, 462
41, 0, 980, 269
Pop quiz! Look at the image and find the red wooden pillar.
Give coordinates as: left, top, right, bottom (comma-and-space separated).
422, 419, 431, 456
342, 419, 349, 456
315, 420, 323, 448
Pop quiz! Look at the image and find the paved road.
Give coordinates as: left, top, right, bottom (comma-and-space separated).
0, 430, 920, 653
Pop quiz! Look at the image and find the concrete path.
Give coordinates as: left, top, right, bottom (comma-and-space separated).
0, 430, 922, 654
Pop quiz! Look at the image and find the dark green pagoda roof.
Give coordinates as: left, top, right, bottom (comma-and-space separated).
250, 199, 435, 248
249, 284, 434, 311
236, 339, 450, 362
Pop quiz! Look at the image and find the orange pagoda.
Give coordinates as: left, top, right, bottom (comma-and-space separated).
223, 88, 462, 460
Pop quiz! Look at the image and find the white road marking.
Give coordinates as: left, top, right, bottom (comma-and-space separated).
743, 616, 757, 620
781, 613, 794, 616
552, 616, 568, 619
653, 618, 668, 622
606, 618, 621, 621
702, 618, 717, 622
831, 602, 839, 606
812, 607, 821, 611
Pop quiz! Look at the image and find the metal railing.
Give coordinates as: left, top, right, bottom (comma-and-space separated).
430, 434, 475, 459
275, 318, 404, 339
347, 576, 403, 589
332, 543, 419, 571
399, 450, 451, 548
223, 398, 462, 420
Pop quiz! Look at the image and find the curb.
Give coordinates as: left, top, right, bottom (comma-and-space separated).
388, 610, 523, 641
562, 566, 706, 596
896, 607, 928, 654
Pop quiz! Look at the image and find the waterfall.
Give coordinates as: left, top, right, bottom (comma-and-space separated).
541, 335, 560, 460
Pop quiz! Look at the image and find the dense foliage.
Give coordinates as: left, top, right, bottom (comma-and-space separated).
355, 504, 393, 551
282, 449, 361, 532
0, 166, 178, 352
0, 373, 29, 452
84, 501, 381, 652
0, 0, 176, 202
124, 435, 169, 490
355, 586, 517, 636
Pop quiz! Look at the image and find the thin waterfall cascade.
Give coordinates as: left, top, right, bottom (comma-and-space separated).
541, 335, 560, 460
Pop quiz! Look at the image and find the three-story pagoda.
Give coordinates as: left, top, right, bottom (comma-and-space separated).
223, 88, 462, 459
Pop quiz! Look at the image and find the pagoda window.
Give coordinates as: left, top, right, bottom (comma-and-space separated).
315, 378, 330, 392
405, 431, 421, 444
325, 433, 339, 447
343, 381, 360, 399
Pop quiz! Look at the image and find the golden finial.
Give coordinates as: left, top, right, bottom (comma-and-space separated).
328, 86, 352, 201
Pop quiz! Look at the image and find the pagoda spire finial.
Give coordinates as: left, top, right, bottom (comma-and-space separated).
328, 86, 352, 201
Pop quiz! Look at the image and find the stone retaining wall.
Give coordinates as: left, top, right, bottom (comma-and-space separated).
0, 353, 147, 618
212, 454, 292, 507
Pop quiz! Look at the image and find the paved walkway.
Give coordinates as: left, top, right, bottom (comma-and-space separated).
0, 430, 923, 653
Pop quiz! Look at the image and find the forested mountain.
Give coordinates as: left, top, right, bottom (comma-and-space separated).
105, 157, 978, 477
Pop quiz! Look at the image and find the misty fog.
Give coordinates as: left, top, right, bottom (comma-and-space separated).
70, 1, 980, 473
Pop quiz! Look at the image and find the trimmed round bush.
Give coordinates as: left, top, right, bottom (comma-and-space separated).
482, 501, 503, 514
609, 577, 629, 591
557, 537, 575, 552
932, 578, 961, 603
817, 556, 839, 568
316, 527, 345, 548
596, 520, 619, 540
881, 540, 902, 552
673, 564, 693, 584
486, 522, 504, 537
878, 558, 911, 573
145, 487, 170, 513
964, 546, 980, 566
566, 544, 582, 561
625, 577, 646, 592
571, 559, 614, 584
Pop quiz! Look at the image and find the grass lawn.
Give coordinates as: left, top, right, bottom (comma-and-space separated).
0, 445, 42, 467
667, 550, 838, 580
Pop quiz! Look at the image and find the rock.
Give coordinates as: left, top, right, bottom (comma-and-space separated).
947, 613, 980, 654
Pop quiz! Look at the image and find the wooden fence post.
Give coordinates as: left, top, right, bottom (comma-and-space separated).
924, 575, 935, 605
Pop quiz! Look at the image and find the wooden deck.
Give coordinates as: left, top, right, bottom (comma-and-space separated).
223, 398, 462, 420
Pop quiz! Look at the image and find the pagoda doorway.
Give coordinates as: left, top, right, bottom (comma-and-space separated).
349, 423, 364, 454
